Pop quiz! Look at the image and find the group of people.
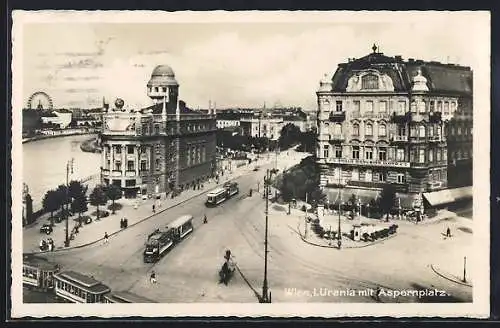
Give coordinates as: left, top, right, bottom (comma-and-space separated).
120, 217, 129, 229
39, 238, 54, 252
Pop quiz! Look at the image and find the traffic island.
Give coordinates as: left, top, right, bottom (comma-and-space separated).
430, 264, 472, 288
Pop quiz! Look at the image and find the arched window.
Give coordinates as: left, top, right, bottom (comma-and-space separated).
379, 124, 386, 136
418, 100, 426, 113
361, 74, 379, 90
411, 100, 417, 113
352, 123, 359, 136
334, 123, 342, 135
365, 123, 373, 136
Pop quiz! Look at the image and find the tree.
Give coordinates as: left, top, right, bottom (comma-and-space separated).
56, 184, 70, 215
42, 189, 60, 226
71, 194, 88, 222
278, 123, 301, 150
106, 184, 122, 214
68, 180, 86, 200
379, 184, 397, 222
89, 185, 108, 219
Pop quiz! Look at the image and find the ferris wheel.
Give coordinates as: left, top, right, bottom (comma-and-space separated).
27, 91, 54, 110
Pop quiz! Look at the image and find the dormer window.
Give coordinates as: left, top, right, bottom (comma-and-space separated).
361, 74, 379, 90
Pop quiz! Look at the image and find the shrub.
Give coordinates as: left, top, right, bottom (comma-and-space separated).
370, 233, 375, 241
91, 210, 109, 218
108, 203, 123, 212
362, 232, 370, 242
301, 205, 307, 212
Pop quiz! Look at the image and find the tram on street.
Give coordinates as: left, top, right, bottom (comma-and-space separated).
205, 182, 239, 207
23, 254, 59, 291
169, 214, 194, 242
53, 270, 111, 303
103, 291, 157, 303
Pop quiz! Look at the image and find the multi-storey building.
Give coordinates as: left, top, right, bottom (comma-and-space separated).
316, 45, 473, 207
100, 65, 217, 198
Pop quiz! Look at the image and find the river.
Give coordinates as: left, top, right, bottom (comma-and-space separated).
22, 134, 101, 211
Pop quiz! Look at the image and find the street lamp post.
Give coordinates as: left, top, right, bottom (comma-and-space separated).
337, 174, 342, 249
262, 169, 270, 303
64, 158, 74, 248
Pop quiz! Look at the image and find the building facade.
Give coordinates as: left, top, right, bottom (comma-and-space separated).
100, 65, 217, 197
316, 46, 473, 206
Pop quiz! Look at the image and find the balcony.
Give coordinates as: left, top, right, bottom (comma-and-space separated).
125, 170, 137, 177
411, 113, 427, 122
427, 181, 444, 190
329, 111, 346, 123
111, 170, 123, 177
410, 162, 428, 169
429, 112, 442, 123
101, 169, 110, 176
428, 135, 443, 142
322, 157, 411, 168
392, 135, 408, 142
409, 136, 427, 143
328, 135, 345, 144
348, 180, 387, 189
391, 112, 412, 123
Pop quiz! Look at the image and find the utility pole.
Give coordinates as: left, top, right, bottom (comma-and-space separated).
65, 158, 74, 247
262, 169, 270, 303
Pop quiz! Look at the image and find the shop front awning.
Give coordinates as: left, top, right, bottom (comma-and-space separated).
423, 187, 472, 207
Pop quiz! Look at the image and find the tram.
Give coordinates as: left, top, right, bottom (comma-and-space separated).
169, 214, 194, 242
103, 291, 156, 303
23, 254, 59, 291
53, 270, 111, 303
205, 182, 239, 207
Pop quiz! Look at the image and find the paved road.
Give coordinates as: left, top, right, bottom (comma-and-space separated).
37, 150, 472, 304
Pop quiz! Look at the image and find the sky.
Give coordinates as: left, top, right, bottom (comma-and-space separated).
18, 11, 489, 110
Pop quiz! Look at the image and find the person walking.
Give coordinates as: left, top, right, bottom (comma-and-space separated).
203, 214, 208, 224
446, 227, 452, 238
150, 270, 157, 284
152, 204, 156, 213
104, 232, 109, 244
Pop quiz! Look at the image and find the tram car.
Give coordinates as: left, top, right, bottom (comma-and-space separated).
53, 270, 111, 303
103, 291, 157, 303
23, 254, 59, 291
205, 182, 239, 207
143, 214, 194, 263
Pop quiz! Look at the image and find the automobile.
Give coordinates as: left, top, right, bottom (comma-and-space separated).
39, 224, 53, 235
142, 194, 148, 200
253, 166, 260, 171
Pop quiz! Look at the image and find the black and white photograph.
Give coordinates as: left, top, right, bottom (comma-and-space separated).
11, 10, 490, 318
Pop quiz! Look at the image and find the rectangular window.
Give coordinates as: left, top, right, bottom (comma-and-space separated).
106, 160, 110, 170
127, 145, 134, 154
365, 124, 373, 136
335, 147, 342, 158
155, 158, 160, 170
125, 179, 136, 187
336, 101, 343, 112
115, 146, 122, 154
437, 101, 442, 112
397, 174, 406, 184
378, 148, 387, 161
437, 148, 442, 161
444, 102, 450, 115
352, 146, 360, 159
419, 149, 425, 163
365, 101, 374, 113
398, 101, 406, 114
443, 149, 447, 161
115, 161, 121, 171
379, 124, 386, 136
428, 149, 434, 162
154, 125, 160, 134
323, 145, 329, 158
351, 168, 359, 181
353, 101, 360, 113
430, 101, 435, 112
398, 126, 406, 136
379, 101, 387, 113
378, 172, 386, 182
410, 126, 416, 137
127, 160, 134, 171
364, 169, 372, 182
365, 147, 373, 160
140, 160, 147, 171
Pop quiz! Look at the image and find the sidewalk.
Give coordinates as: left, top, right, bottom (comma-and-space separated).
23, 156, 268, 255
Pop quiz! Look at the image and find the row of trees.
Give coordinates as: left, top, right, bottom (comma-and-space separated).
42, 181, 123, 225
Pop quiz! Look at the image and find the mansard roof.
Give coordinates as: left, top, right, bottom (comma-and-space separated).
330, 51, 472, 95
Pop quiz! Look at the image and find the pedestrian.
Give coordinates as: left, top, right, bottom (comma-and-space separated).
375, 286, 381, 302
104, 232, 109, 244
150, 271, 157, 284
446, 227, 451, 238
203, 214, 208, 224
120, 218, 124, 228
50, 239, 54, 251
152, 204, 156, 213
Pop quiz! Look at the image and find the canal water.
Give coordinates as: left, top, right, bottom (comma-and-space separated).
22, 134, 100, 211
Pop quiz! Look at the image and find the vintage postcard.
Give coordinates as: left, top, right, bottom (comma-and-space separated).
11, 10, 490, 318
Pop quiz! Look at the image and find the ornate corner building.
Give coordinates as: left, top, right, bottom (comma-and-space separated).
316, 46, 472, 205
100, 65, 217, 197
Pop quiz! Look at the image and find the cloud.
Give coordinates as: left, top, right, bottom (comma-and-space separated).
59, 58, 104, 69
63, 76, 100, 81
64, 88, 99, 94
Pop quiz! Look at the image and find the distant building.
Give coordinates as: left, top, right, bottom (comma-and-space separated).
100, 65, 217, 197
316, 45, 473, 208
39, 110, 72, 129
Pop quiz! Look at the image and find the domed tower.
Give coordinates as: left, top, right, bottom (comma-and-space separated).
147, 65, 179, 112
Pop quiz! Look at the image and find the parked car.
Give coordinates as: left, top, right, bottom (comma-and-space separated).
39, 224, 53, 235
